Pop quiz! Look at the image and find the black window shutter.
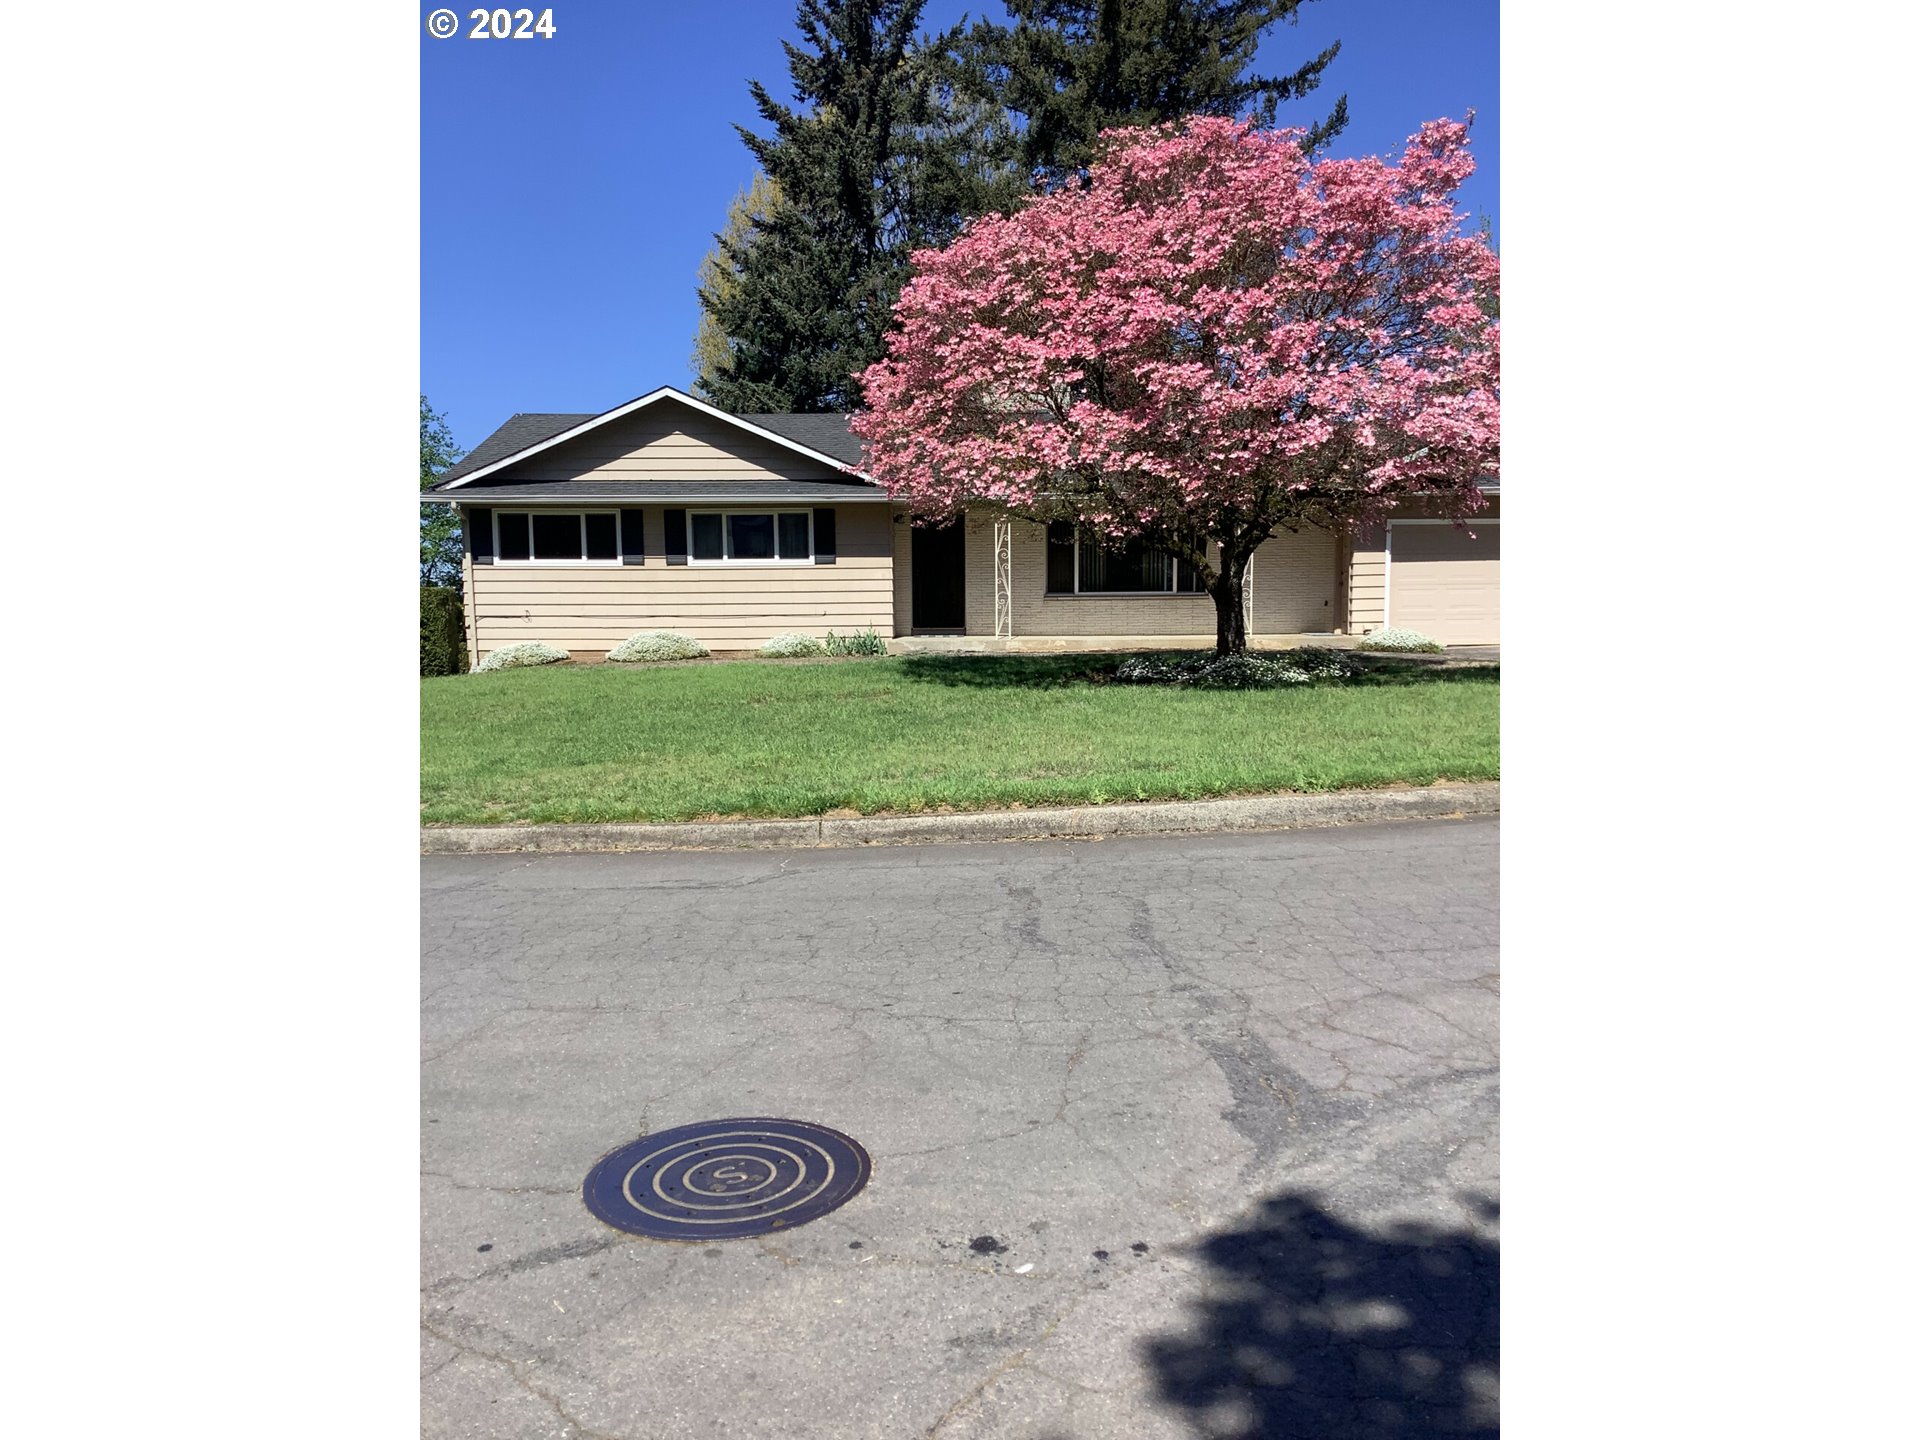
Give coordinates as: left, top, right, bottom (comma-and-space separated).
1046, 521, 1075, 593
812, 507, 837, 564
619, 509, 646, 565
467, 507, 494, 566
664, 508, 688, 565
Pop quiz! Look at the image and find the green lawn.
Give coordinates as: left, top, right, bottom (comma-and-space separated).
420, 654, 1499, 825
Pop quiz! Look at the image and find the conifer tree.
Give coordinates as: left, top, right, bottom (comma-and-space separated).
689, 171, 783, 393
419, 396, 464, 587
698, 1, 1016, 414
697, 2, 1347, 413
961, 0, 1348, 181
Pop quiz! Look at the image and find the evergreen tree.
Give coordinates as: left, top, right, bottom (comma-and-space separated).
697, 2, 1346, 413
689, 171, 784, 393
961, 0, 1348, 181
698, 1, 1019, 414
420, 396, 465, 587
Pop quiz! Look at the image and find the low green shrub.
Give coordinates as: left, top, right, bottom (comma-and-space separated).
608, 631, 710, 663
824, 628, 887, 656
473, 641, 569, 673
759, 632, 827, 658
1112, 647, 1358, 689
1357, 627, 1445, 653
420, 586, 467, 677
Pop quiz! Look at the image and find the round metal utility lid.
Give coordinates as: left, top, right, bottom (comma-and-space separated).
582, 1117, 871, 1241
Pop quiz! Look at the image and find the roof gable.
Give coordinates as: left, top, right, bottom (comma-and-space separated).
434, 387, 864, 490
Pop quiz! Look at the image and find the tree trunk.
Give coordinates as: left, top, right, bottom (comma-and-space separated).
1210, 555, 1250, 656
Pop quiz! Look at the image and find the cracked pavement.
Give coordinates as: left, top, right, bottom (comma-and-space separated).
422, 817, 1498, 1438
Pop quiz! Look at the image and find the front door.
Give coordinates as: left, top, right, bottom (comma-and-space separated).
911, 520, 967, 631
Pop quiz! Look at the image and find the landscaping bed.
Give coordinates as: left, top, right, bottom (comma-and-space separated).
421, 653, 1499, 826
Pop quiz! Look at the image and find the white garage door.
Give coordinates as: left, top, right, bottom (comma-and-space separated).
1388, 522, 1500, 644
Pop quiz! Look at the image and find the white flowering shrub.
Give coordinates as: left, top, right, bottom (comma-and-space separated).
607, 631, 710, 662
759, 632, 827, 658
1112, 648, 1356, 688
1357, 627, 1445, 653
472, 641, 569, 673
1273, 647, 1361, 682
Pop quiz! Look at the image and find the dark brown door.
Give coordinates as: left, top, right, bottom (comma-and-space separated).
911, 520, 967, 631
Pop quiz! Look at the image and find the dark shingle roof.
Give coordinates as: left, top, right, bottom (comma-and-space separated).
740, 412, 861, 466
431, 403, 864, 490
434, 413, 591, 488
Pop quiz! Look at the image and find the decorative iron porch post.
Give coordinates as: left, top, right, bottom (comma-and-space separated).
993, 518, 1013, 639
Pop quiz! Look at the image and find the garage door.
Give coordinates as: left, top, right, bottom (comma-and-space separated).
1388, 522, 1500, 644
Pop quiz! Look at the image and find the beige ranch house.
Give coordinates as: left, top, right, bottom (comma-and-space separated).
429, 387, 1499, 660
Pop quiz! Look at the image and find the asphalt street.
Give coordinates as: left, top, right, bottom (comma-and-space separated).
422, 817, 1499, 1438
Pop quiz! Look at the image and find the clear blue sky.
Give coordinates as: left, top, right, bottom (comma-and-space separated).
422, 0, 1498, 454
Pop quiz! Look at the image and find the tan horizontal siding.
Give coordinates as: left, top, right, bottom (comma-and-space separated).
475, 561, 886, 585
459, 549, 478, 659
463, 502, 896, 658
477, 627, 893, 647
1348, 521, 1388, 633
472, 622, 890, 645
475, 592, 891, 611
476, 401, 849, 484
475, 580, 887, 599
473, 619, 889, 635
478, 614, 891, 631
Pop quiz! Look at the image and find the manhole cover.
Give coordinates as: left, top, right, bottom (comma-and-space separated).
582, 1118, 871, 1241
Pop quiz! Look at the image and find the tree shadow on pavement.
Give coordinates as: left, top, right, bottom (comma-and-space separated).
1143, 1193, 1499, 1438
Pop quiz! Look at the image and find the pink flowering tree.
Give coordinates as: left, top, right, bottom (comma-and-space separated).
851, 116, 1500, 656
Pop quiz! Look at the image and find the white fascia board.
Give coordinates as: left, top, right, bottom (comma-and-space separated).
439, 386, 870, 489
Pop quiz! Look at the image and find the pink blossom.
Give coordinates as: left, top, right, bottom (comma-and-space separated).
851, 115, 1499, 550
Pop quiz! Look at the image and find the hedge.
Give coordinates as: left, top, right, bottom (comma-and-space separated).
420, 585, 467, 677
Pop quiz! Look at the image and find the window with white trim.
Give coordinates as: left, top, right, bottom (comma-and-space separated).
689, 509, 814, 564
494, 510, 621, 564
1045, 523, 1206, 594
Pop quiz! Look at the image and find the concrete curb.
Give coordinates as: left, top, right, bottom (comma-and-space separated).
421, 782, 1498, 855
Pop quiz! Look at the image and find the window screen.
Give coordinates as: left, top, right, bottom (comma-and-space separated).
495, 512, 622, 562
691, 512, 724, 561
531, 513, 581, 560
1046, 522, 1076, 593
1079, 535, 1173, 592
690, 511, 813, 561
497, 512, 531, 562
1050, 527, 1201, 592
777, 512, 811, 559
728, 513, 776, 560
584, 512, 618, 561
